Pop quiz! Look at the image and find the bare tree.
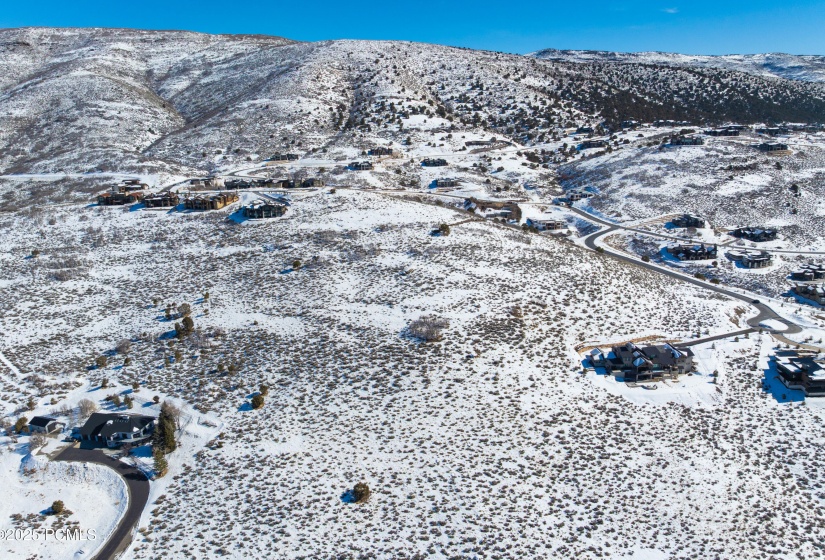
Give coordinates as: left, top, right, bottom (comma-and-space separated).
78, 398, 98, 420
29, 432, 47, 451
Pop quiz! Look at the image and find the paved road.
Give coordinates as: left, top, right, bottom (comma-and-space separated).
582, 224, 803, 336
55, 445, 149, 560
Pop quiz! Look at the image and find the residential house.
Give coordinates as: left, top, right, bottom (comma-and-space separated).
731, 227, 778, 242
77, 413, 156, 448
670, 136, 704, 146
367, 147, 393, 156
435, 178, 461, 188
301, 178, 325, 188
465, 198, 522, 221
742, 251, 773, 269
526, 218, 565, 231
183, 192, 239, 211
27, 416, 65, 434
705, 128, 740, 137
756, 142, 791, 154
774, 351, 825, 396
589, 342, 695, 382
143, 193, 180, 208
579, 140, 607, 150
790, 264, 825, 282
350, 161, 373, 171
671, 214, 705, 228
793, 284, 825, 305
242, 199, 288, 219
97, 190, 143, 206
421, 158, 448, 167
668, 243, 717, 261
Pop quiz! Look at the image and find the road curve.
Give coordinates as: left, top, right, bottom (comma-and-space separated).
55, 445, 150, 560
582, 224, 802, 336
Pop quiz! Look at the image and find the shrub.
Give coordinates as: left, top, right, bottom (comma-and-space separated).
641, 255, 650, 262
95, 356, 107, 369
292, 259, 301, 270
251, 395, 265, 409
14, 417, 28, 433
29, 432, 47, 450
438, 223, 450, 236
115, 339, 132, 355
259, 384, 269, 396
408, 315, 449, 342
353, 482, 371, 504
51, 500, 64, 514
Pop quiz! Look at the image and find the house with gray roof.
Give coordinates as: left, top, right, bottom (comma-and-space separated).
77, 413, 156, 448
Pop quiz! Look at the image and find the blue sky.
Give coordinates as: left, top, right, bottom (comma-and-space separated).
1, 0, 823, 55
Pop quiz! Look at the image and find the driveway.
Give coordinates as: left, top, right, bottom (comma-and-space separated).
54, 445, 150, 560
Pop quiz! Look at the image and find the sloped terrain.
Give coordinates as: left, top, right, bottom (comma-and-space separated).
1, 28, 824, 175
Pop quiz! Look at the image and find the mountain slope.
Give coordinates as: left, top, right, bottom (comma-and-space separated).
532, 49, 825, 83
0, 28, 824, 176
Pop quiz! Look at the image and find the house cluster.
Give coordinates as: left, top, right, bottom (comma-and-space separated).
668, 243, 717, 261
525, 217, 566, 231
774, 350, 825, 397
589, 342, 695, 382
731, 227, 778, 242
367, 147, 393, 156
671, 214, 705, 228
669, 136, 704, 146
183, 192, 239, 211
727, 249, 773, 269
242, 199, 288, 219
350, 161, 373, 171
653, 120, 692, 127
421, 158, 448, 167
75, 413, 156, 448
790, 263, 825, 282
792, 284, 825, 305
464, 198, 522, 221
579, 139, 607, 150
756, 142, 791, 154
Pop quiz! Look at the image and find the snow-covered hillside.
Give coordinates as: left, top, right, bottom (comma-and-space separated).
532, 48, 825, 83
1, 28, 824, 175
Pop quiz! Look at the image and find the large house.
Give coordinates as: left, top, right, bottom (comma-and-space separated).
526, 218, 565, 231
367, 147, 393, 156
579, 139, 607, 150
421, 158, 448, 167
589, 342, 695, 382
464, 198, 522, 221
671, 214, 705, 228
350, 161, 373, 171
790, 264, 825, 282
242, 199, 288, 219
97, 189, 143, 206
183, 192, 239, 211
670, 136, 704, 146
77, 413, 156, 448
731, 227, 778, 242
774, 351, 825, 397
705, 128, 740, 137
143, 193, 180, 208
668, 243, 717, 261
793, 284, 825, 305
435, 178, 461, 188
756, 142, 791, 154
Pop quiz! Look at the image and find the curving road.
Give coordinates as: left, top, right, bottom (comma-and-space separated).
55, 445, 149, 560
582, 223, 802, 336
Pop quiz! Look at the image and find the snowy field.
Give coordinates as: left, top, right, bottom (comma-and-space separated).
1, 179, 825, 559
